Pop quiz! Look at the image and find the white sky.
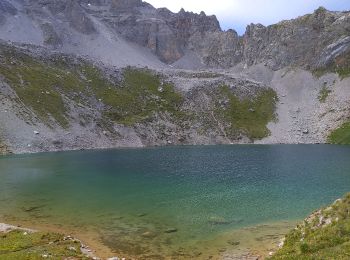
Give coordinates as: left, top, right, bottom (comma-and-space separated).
147, 0, 350, 34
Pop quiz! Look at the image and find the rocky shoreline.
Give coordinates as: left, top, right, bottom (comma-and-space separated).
0, 223, 125, 260
0, 220, 294, 260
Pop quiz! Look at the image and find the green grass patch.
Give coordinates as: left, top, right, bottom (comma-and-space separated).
0, 49, 87, 128
318, 86, 332, 103
270, 193, 350, 259
82, 65, 185, 126
0, 45, 186, 128
328, 122, 350, 144
0, 230, 89, 259
217, 86, 277, 140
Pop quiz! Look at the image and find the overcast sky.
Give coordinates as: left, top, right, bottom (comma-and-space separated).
147, 0, 350, 34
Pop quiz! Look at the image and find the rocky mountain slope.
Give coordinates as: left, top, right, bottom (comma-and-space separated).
0, 0, 350, 154
0, 43, 277, 154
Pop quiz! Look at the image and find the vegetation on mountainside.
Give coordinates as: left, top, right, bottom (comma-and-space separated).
313, 51, 350, 79
0, 46, 184, 128
82, 65, 185, 126
270, 193, 350, 259
216, 86, 278, 140
318, 85, 332, 103
0, 50, 73, 128
328, 122, 350, 144
0, 230, 89, 259
0, 44, 278, 142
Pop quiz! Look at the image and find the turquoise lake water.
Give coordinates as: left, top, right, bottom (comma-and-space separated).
1, 145, 350, 258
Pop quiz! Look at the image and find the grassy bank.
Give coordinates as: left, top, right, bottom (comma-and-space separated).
270, 193, 350, 259
0, 229, 90, 259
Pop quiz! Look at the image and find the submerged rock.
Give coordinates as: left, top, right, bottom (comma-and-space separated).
141, 231, 157, 238
208, 216, 231, 225
164, 228, 178, 233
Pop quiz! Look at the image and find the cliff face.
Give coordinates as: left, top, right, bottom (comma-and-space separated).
87, 0, 221, 63
189, 7, 350, 70
1, 0, 221, 64
241, 8, 350, 70
1, 1, 349, 71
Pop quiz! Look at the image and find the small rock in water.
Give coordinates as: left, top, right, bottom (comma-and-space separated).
208, 216, 231, 225
137, 213, 147, 217
34, 131, 40, 135
164, 228, 178, 233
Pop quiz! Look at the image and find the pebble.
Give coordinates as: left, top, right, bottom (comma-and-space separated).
302, 129, 309, 134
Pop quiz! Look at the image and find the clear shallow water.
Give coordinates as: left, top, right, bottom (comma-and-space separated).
1, 145, 350, 258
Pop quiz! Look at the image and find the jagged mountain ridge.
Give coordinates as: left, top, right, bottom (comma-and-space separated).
1, 0, 350, 71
